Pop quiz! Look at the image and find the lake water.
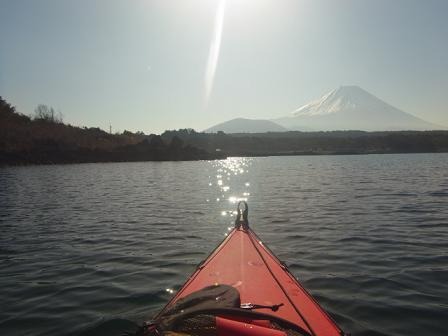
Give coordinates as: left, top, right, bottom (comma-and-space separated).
1, 154, 447, 336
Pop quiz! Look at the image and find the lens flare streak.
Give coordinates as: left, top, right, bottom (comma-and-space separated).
204, 0, 226, 107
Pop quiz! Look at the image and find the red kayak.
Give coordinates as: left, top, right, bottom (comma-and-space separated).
137, 202, 344, 336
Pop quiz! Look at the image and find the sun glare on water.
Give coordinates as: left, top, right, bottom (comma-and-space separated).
208, 158, 252, 234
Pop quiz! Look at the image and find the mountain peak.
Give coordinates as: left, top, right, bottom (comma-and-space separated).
293, 85, 387, 117
273, 85, 444, 131
207, 86, 444, 133
337, 84, 364, 91
333, 85, 369, 97
205, 118, 287, 133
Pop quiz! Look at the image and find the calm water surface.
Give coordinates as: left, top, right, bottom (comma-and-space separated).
1, 154, 447, 336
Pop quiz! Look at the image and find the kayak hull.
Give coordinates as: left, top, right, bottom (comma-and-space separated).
158, 227, 343, 336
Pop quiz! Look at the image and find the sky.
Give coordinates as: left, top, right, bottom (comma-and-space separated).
1, 0, 447, 134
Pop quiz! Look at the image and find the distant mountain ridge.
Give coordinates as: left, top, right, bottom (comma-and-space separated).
205, 86, 444, 133
205, 118, 287, 133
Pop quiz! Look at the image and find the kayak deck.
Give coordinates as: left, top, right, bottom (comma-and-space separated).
161, 227, 342, 336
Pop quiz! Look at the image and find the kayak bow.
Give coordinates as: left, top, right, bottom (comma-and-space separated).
152, 201, 344, 336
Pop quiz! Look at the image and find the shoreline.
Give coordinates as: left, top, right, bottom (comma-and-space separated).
2, 149, 447, 167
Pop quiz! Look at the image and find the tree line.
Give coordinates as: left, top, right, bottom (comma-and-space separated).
2, 95, 448, 165
0, 97, 222, 165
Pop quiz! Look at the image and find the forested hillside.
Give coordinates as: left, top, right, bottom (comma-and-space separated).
0, 97, 221, 165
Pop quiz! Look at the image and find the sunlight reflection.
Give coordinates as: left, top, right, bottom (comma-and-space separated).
210, 157, 253, 224
228, 196, 248, 203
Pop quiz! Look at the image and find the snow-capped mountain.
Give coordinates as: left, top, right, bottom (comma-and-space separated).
204, 86, 444, 133
274, 86, 443, 131
204, 118, 287, 133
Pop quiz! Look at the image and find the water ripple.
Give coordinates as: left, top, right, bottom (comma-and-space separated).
0, 154, 447, 336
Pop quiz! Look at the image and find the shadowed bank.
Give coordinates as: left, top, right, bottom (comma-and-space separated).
2, 97, 448, 166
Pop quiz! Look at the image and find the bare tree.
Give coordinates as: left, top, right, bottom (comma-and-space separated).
34, 104, 63, 123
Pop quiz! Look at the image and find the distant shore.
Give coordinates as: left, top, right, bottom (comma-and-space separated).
234, 149, 448, 157
4, 148, 448, 167
0, 145, 226, 166
159, 129, 448, 158
2, 96, 448, 166
3, 131, 448, 166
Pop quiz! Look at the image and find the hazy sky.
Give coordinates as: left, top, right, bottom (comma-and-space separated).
1, 0, 447, 133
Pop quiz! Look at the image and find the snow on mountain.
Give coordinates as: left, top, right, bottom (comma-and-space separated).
204, 86, 444, 133
293, 85, 377, 116
274, 86, 443, 131
204, 118, 287, 133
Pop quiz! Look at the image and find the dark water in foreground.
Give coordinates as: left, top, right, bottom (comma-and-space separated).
1, 154, 447, 336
